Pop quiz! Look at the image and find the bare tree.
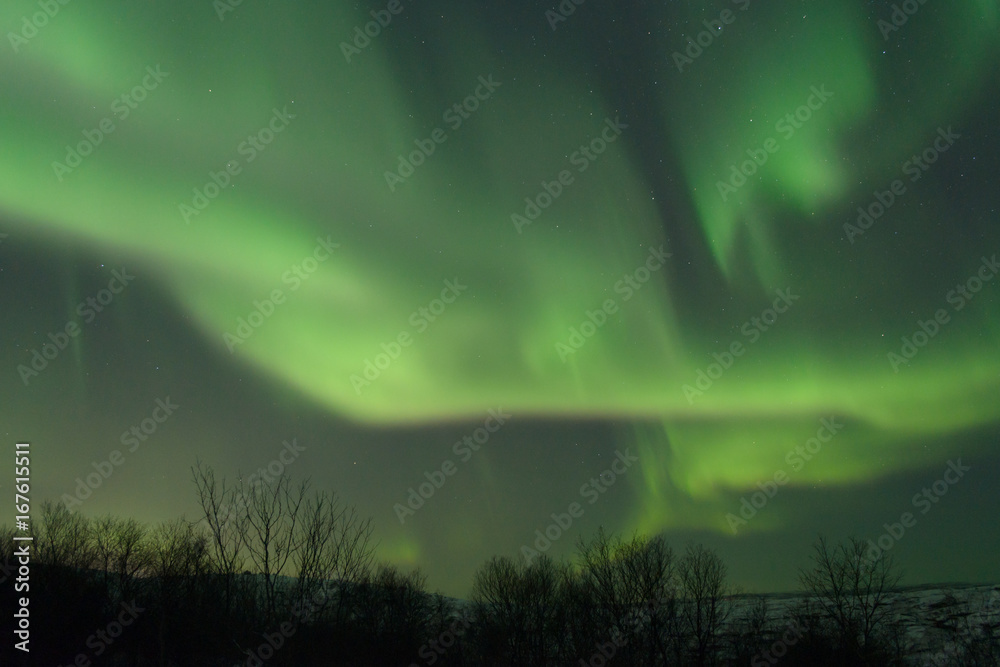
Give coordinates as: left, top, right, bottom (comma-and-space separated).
799, 535, 903, 663
576, 527, 631, 625
236, 472, 308, 624
471, 554, 568, 665
91, 515, 151, 605
573, 528, 679, 664
192, 460, 376, 633
191, 460, 248, 615
148, 518, 212, 667
92, 514, 117, 592
678, 542, 734, 666
150, 518, 209, 581
36, 500, 94, 570
522, 555, 573, 663
628, 535, 681, 665
353, 564, 431, 659
292, 489, 374, 626
471, 554, 522, 660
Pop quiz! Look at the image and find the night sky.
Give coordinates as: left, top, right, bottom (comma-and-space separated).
2, 0, 999, 597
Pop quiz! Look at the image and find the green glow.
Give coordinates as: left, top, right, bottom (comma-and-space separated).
3, 0, 998, 555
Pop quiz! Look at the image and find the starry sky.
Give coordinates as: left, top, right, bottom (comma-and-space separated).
2, 0, 999, 597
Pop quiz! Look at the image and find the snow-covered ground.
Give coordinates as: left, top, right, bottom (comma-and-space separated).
727, 584, 1000, 665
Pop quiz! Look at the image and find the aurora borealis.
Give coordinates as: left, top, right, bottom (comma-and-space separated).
2, 0, 999, 596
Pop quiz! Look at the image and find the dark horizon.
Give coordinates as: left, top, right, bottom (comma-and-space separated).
3, 503, 998, 665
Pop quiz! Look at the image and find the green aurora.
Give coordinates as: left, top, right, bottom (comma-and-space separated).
2, 0, 998, 594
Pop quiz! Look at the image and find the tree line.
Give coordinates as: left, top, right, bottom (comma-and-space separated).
0, 463, 996, 666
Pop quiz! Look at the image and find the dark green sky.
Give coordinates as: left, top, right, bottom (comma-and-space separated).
1, 0, 998, 597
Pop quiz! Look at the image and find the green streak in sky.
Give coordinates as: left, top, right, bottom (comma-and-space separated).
2, 0, 998, 546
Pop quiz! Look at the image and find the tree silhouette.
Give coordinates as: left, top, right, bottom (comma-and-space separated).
678, 542, 734, 666
799, 535, 904, 665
